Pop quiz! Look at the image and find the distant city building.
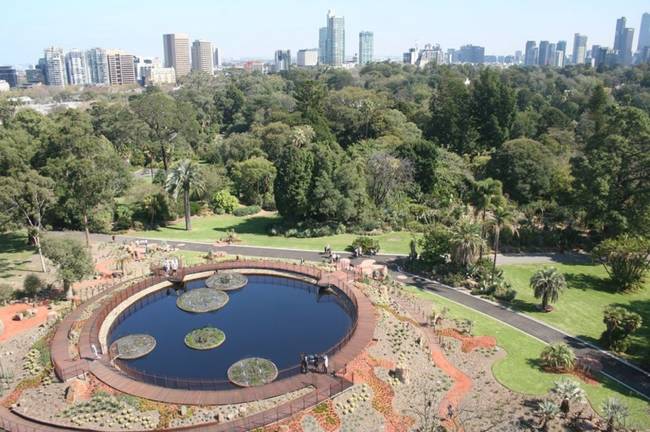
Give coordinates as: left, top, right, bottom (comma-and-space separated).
163, 33, 191, 78
318, 27, 328, 64
403, 48, 418, 65
25, 67, 45, 85
514, 50, 523, 64
524, 41, 537, 66
134, 57, 159, 84
144, 67, 176, 86
613, 17, 634, 65
458, 44, 485, 64
297, 49, 319, 67
555, 40, 567, 67
106, 50, 136, 85
243, 61, 267, 73
638, 13, 650, 53
213, 47, 220, 67
44, 47, 66, 86
417, 44, 444, 67
537, 41, 550, 66
191, 40, 213, 73
85, 48, 110, 85
572, 33, 588, 64
358, 31, 373, 65
324, 10, 345, 66
446, 48, 459, 64
65, 49, 89, 85
273, 49, 291, 72
0, 66, 18, 88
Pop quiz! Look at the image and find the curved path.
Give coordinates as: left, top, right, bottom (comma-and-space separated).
67, 232, 648, 401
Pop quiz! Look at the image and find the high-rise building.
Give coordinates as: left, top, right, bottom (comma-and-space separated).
273, 50, 291, 72
524, 41, 537, 66
0, 66, 18, 88
572, 34, 588, 64
318, 27, 328, 65
191, 40, 213, 73
85, 48, 110, 85
403, 48, 417, 64
358, 31, 374, 65
614, 17, 626, 53
163, 33, 191, 78
297, 49, 319, 67
134, 57, 159, 84
613, 17, 634, 65
514, 50, 523, 64
458, 45, 485, 64
325, 10, 345, 66
43, 47, 66, 86
417, 44, 444, 67
538, 41, 550, 65
106, 51, 136, 85
213, 48, 220, 67
65, 49, 89, 85
25, 67, 45, 85
638, 13, 650, 52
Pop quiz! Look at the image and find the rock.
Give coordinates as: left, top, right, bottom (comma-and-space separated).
389, 367, 409, 385
180, 405, 188, 416
65, 378, 90, 404
46, 311, 59, 324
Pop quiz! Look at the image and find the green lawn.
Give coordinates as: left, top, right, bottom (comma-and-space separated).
0, 232, 37, 279
405, 286, 650, 428
135, 214, 416, 254
500, 263, 650, 365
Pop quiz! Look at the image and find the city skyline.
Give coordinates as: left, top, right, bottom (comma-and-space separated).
2, 0, 650, 66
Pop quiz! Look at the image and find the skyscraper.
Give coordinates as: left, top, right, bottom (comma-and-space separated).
572, 34, 588, 64
163, 33, 191, 78
0, 67, 18, 88
65, 49, 89, 85
213, 48, 220, 67
358, 31, 374, 65
273, 50, 291, 72
614, 17, 626, 53
106, 50, 136, 85
555, 40, 567, 67
458, 45, 485, 64
538, 41, 550, 65
524, 41, 537, 66
297, 49, 319, 67
638, 13, 650, 52
318, 27, 328, 65
613, 17, 634, 65
191, 40, 213, 73
85, 48, 110, 85
325, 10, 345, 66
43, 47, 66, 86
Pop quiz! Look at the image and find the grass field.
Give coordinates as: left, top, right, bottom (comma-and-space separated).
135, 213, 416, 254
405, 285, 650, 428
500, 263, 650, 365
0, 232, 37, 279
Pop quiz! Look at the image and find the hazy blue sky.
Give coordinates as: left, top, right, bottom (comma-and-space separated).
1, 0, 649, 66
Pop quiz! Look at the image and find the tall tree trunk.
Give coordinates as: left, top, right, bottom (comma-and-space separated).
479, 209, 486, 261
64, 280, 73, 301
34, 233, 47, 273
83, 211, 91, 247
184, 189, 191, 231
492, 228, 500, 276
161, 145, 169, 173
542, 292, 549, 310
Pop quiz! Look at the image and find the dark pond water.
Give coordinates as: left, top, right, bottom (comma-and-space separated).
108, 274, 354, 383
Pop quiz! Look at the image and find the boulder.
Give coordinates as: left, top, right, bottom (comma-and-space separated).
46, 311, 59, 324
65, 378, 90, 404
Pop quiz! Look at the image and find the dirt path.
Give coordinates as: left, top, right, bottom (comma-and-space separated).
0, 303, 48, 342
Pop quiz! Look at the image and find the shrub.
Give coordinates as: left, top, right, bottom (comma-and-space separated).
600, 306, 642, 353
351, 236, 381, 254
88, 204, 113, 234
190, 201, 203, 216
592, 235, 650, 291
0, 283, 13, 304
211, 190, 239, 214
233, 205, 261, 217
540, 343, 576, 372
23, 274, 43, 298
114, 205, 134, 231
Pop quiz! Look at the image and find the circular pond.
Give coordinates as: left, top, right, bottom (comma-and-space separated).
108, 274, 355, 387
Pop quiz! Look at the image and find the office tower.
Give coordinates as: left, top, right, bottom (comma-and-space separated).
572, 34, 588, 64
85, 48, 110, 85
273, 50, 291, 72
65, 49, 89, 85
297, 49, 319, 66
446, 48, 458, 64
416, 44, 444, 67
613, 17, 634, 65
134, 57, 159, 83
163, 33, 191, 78
614, 17, 626, 53
548, 43, 557, 66
537, 41, 550, 65
639, 13, 650, 52
325, 10, 345, 66
191, 40, 213, 73
403, 48, 417, 64
144, 68, 176, 86
514, 50, 523, 64
524, 41, 537, 66
43, 47, 66, 86
458, 45, 485, 64
213, 48, 220, 67
358, 31, 373, 65
318, 27, 328, 64
555, 40, 567, 67
25, 67, 45, 85
106, 51, 136, 85
0, 66, 18, 88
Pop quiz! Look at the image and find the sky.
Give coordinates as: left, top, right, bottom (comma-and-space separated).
1, 0, 649, 66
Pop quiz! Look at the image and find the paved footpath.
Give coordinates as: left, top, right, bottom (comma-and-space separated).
49, 232, 650, 400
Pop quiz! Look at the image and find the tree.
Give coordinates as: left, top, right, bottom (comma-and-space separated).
530, 267, 567, 312
230, 157, 276, 206
365, 152, 413, 206
592, 235, 650, 292
601, 398, 629, 432
0, 170, 55, 272
449, 218, 485, 270
601, 306, 642, 352
470, 69, 516, 152
551, 378, 585, 417
470, 178, 503, 260
539, 343, 576, 372
488, 203, 518, 275
536, 400, 559, 432
273, 145, 314, 222
41, 236, 93, 300
165, 160, 205, 231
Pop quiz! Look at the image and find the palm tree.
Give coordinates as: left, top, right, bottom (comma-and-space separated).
530, 267, 567, 311
488, 204, 519, 275
165, 159, 205, 231
552, 378, 585, 417
601, 398, 629, 432
470, 178, 503, 261
449, 217, 486, 270
540, 342, 576, 372
536, 400, 560, 432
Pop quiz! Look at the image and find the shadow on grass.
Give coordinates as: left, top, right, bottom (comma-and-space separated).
210, 216, 277, 236
509, 298, 543, 313
611, 299, 650, 368
564, 273, 612, 293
